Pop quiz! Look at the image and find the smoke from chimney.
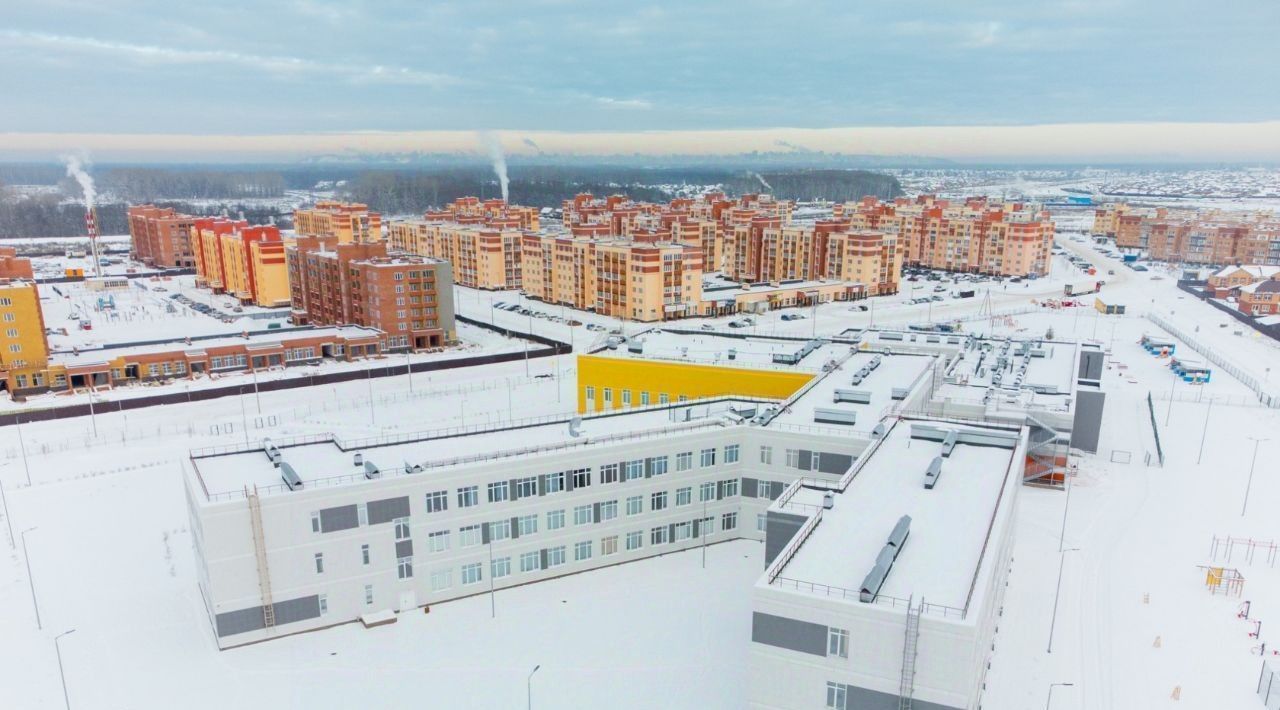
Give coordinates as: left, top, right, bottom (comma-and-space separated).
522, 137, 543, 154
478, 131, 510, 202
62, 154, 96, 208
751, 171, 773, 191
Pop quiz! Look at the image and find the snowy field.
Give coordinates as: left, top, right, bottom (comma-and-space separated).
1, 216, 1278, 707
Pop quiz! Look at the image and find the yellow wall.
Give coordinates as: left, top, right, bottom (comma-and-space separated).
0, 282, 50, 391
576, 353, 814, 413
248, 242, 291, 308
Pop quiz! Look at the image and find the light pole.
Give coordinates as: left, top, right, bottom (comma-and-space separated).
1046, 682, 1074, 710
1047, 548, 1080, 653
1058, 459, 1074, 553
367, 356, 376, 426
527, 664, 540, 710
405, 348, 414, 394
21, 526, 40, 629
701, 498, 709, 569
17, 415, 31, 487
1242, 436, 1268, 517
238, 386, 250, 445
251, 365, 261, 415
488, 539, 496, 619
55, 628, 76, 710
1165, 376, 1176, 426
1195, 398, 1213, 465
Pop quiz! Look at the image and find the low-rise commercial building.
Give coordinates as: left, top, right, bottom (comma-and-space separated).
0, 247, 34, 280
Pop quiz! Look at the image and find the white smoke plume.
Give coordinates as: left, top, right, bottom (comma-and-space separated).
62, 154, 96, 208
751, 171, 773, 191
477, 131, 509, 202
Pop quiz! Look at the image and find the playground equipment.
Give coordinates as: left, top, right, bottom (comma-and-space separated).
1210, 536, 1278, 567
1169, 356, 1211, 384
1139, 334, 1175, 357
1200, 565, 1245, 596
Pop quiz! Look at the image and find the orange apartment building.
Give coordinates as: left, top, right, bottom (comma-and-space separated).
594, 241, 704, 321
1115, 209, 1280, 265
294, 201, 383, 244
722, 216, 903, 295
1207, 265, 1280, 297
286, 237, 455, 349
388, 216, 524, 290
127, 205, 198, 268
190, 219, 291, 307
0, 247, 34, 280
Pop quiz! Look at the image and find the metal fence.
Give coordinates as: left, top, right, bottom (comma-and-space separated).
1145, 312, 1278, 408
1146, 392, 1165, 467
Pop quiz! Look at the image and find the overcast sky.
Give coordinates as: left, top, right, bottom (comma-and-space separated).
1, 0, 1278, 161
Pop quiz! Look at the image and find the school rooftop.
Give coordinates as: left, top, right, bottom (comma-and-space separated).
766, 418, 1022, 618
590, 330, 852, 372
189, 398, 767, 503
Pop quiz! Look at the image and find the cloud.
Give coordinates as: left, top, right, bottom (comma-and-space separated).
593, 96, 653, 110
0, 29, 458, 87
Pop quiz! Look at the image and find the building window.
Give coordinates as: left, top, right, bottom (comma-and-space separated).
361, 544, 371, 565
647, 456, 668, 476
786, 449, 800, 468
650, 491, 668, 511
757, 514, 767, 532
489, 519, 511, 541
601, 535, 618, 556
491, 556, 511, 579
626, 530, 643, 550
760, 446, 773, 465
318, 594, 328, 615
622, 390, 631, 407
461, 563, 483, 585
458, 486, 479, 508
585, 386, 595, 404
828, 628, 849, 658
547, 509, 565, 530
545, 471, 565, 493
310, 512, 320, 533
574, 504, 593, 526
515, 477, 537, 498
599, 464, 619, 484
640, 392, 650, 406
547, 546, 566, 567
398, 556, 413, 579
723, 479, 739, 497
364, 584, 374, 605
394, 517, 411, 540
626, 495, 643, 516
676, 451, 693, 471
625, 460, 643, 480
826, 682, 848, 710
725, 444, 740, 464
572, 468, 591, 488
314, 552, 324, 574
650, 526, 669, 546
603, 388, 612, 405
699, 482, 716, 502
428, 530, 450, 553
676, 487, 692, 506
722, 512, 738, 531
431, 569, 452, 592
700, 448, 716, 467
599, 500, 618, 521
574, 540, 593, 561
425, 490, 448, 513
459, 525, 482, 547
674, 522, 692, 541
520, 551, 541, 573
487, 481, 509, 503
517, 515, 538, 536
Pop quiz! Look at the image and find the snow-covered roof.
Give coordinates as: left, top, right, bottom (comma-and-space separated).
1241, 280, 1280, 295
767, 350, 934, 433
767, 419, 1020, 616
1212, 264, 1280, 279
591, 331, 850, 373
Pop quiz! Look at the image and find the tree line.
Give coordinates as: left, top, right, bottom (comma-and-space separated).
0, 190, 289, 239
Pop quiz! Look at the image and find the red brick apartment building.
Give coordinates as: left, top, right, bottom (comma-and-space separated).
127, 205, 199, 268
286, 237, 456, 350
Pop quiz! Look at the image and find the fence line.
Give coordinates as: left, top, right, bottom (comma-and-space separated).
1146, 392, 1165, 467
1145, 312, 1278, 408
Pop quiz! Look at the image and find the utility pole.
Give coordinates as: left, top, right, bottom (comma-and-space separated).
55, 629, 76, 710
21, 526, 40, 629
1196, 399, 1213, 465
527, 664, 540, 710
1242, 436, 1268, 517
1047, 548, 1079, 653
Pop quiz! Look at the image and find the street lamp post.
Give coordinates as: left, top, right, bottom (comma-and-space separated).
55, 628, 76, 710
1242, 436, 1268, 517
1046, 682, 1074, 710
1047, 548, 1080, 653
21, 526, 40, 629
527, 664, 540, 710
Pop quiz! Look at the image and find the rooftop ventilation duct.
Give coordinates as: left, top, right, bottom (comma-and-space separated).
924, 456, 943, 489
363, 460, 380, 480
280, 462, 303, 491
871, 422, 888, 438
941, 430, 958, 458
823, 492, 834, 509
353, 452, 364, 467
814, 408, 857, 425
568, 416, 582, 437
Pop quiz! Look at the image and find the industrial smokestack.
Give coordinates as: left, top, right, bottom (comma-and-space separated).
751, 171, 773, 192
478, 131, 510, 203
63, 155, 102, 277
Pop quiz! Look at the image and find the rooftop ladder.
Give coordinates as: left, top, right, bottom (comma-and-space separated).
245, 485, 276, 630
898, 596, 923, 710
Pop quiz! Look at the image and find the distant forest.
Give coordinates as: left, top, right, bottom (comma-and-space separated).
0, 163, 902, 237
